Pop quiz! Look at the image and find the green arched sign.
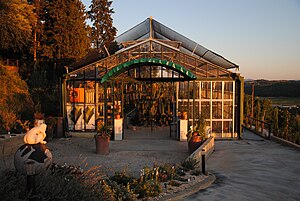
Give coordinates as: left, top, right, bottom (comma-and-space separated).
100, 58, 197, 83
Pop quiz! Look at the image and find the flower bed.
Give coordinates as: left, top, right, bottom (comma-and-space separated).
0, 160, 214, 201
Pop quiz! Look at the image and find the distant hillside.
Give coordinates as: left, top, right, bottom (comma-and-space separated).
244, 80, 300, 97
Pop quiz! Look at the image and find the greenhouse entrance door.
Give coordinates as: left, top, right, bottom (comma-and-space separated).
99, 58, 197, 140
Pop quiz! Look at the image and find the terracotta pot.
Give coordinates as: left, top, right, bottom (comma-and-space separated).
181, 112, 188, 120
95, 136, 110, 155
188, 135, 202, 154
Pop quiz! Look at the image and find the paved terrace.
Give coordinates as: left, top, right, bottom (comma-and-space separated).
185, 130, 300, 201
50, 127, 188, 177
0, 127, 189, 178
1, 128, 300, 200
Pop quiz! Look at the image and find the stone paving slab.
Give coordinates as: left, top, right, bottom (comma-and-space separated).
184, 130, 300, 201
0, 127, 189, 178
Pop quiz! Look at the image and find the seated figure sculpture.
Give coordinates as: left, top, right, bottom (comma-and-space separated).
24, 124, 47, 144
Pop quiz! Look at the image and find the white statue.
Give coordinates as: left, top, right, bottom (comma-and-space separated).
24, 124, 47, 144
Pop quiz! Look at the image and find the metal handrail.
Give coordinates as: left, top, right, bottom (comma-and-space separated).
244, 116, 272, 139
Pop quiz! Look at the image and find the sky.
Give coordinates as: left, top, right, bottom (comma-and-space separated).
83, 0, 300, 80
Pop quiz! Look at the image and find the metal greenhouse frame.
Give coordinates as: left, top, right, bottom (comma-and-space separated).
62, 17, 244, 139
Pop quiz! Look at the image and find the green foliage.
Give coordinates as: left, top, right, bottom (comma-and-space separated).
133, 179, 162, 199
40, 0, 90, 60
1, 161, 203, 200
95, 120, 112, 138
0, 0, 37, 54
244, 94, 251, 116
244, 94, 300, 145
106, 180, 136, 201
157, 164, 176, 182
186, 113, 206, 142
0, 170, 25, 201
181, 158, 199, 171
110, 170, 135, 186
0, 63, 33, 132
273, 107, 279, 136
88, 0, 117, 50
129, 83, 175, 127
0, 165, 97, 201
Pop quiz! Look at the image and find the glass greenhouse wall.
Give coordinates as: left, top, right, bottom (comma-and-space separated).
177, 81, 236, 138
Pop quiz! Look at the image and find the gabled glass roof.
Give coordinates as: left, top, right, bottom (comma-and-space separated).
116, 17, 238, 70
66, 17, 237, 82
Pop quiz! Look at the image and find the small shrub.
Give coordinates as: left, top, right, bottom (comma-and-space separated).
0, 170, 25, 201
110, 170, 135, 186
99, 180, 115, 201
181, 158, 199, 171
191, 169, 201, 176
157, 164, 177, 181
133, 179, 162, 199
107, 180, 136, 201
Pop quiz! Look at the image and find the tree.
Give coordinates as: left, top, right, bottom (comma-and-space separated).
40, 0, 90, 61
0, 62, 33, 132
88, 0, 117, 52
254, 98, 261, 132
0, 0, 37, 57
273, 107, 279, 136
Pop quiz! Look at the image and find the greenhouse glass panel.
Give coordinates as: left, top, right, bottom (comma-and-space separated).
201, 82, 211, 99
224, 82, 233, 99
212, 82, 222, 99
212, 101, 222, 119
223, 101, 233, 119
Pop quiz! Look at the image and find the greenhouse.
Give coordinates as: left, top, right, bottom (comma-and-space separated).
62, 17, 244, 140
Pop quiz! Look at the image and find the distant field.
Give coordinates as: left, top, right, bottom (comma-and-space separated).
262, 97, 300, 106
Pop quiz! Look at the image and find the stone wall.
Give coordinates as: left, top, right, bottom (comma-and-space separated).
0, 134, 24, 158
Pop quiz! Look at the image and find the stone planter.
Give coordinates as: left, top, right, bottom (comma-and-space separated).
95, 135, 110, 155
188, 135, 203, 154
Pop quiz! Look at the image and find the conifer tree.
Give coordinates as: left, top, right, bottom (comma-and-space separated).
273, 107, 279, 136
88, 0, 117, 52
40, 0, 90, 61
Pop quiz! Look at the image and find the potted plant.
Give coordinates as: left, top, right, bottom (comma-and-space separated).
186, 113, 206, 154
45, 116, 57, 141
180, 111, 188, 120
95, 120, 112, 155
114, 104, 121, 119
34, 112, 45, 126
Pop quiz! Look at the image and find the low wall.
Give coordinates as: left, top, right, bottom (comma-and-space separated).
186, 136, 215, 167
271, 135, 300, 151
0, 134, 25, 158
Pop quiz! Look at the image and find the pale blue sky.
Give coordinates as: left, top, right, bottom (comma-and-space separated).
83, 0, 300, 80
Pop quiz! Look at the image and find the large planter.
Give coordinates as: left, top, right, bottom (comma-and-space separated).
95, 135, 110, 155
188, 135, 203, 154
